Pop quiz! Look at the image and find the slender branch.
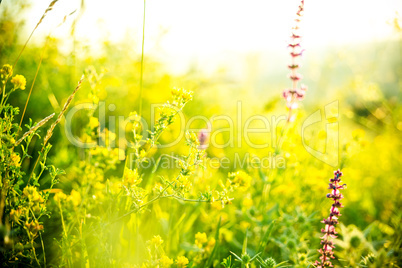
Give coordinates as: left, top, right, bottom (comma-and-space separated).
138, 0, 146, 116
18, 36, 50, 134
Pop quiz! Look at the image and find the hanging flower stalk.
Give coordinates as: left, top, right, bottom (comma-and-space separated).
282, 0, 307, 122
315, 170, 347, 267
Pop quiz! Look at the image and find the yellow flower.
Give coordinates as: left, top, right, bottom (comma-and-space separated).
171, 87, 181, 97
10, 153, 21, 167
205, 238, 216, 253
10, 209, 22, 223
23, 186, 44, 203
123, 167, 142, 186
159, 255, 173, 268
171, 87, 193, 105
1, 64, 13, 79
227, 171, 252, 191
67, 190, 82, 207
139, 149, 147, 159
240, 221, 251, 230
150, 235, 163, 247
54, 192, 67, 203
195, 232, 208, 248
89, 116, 99, 129
24, 220, 43, 235
180, 89, 193, 103
101, 128, 116, 146
91, 147, 102, 155
186, 132, 200, 146
242, 195, 253, 208
11, 74, 26, 90
176, 256, 189, 268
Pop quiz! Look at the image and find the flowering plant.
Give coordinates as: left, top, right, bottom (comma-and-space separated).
315, 170, 346, 267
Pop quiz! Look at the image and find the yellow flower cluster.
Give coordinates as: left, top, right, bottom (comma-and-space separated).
195, 232, 208, 248
159, 255, 173, 267
194, 232, 216, 256
88, 116, 99, 129
150, 235, 164, 247
23, 186, 44, 203
175, 256, 189, 268
242, 195, 253, 208
227, 171, 252, 192
54, 191, 67, 203
11, 74, 26, 90
123, 167, 142, 186
10, 153, 21, 167
67, 190, 82, 207
24, 220, 44, 235
171, 87, 193, 106
205, 238, 216, 253
186, 132, 200, 147
10, 208, 23, 223
0, 64, 12, 80
177, 174, 192, 192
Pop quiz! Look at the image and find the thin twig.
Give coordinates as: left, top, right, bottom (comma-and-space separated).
16, 113, 55, 146
28, 76, 84, 183
13, 0, 59, 69
138, 0, 146, 116
18, 37, 50, 133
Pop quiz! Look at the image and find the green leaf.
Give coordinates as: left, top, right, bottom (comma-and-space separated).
257, 220, 276, 253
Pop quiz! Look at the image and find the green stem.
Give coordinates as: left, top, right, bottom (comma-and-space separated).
138, 0, 146, 116
18, 37, 49, 134
58, 201, 72, 267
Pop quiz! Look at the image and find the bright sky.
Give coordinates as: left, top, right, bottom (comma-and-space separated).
10, 0, 402, 73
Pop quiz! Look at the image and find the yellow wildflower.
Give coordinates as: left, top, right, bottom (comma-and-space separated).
10, 153, 21, 167
91, 147, 102, 155
11, 75, 26, 90
195, 232, 208, 248
186, 132, 200, 146
159, 255, 173, 268
205, 238, 216, 253
10, 208, 22, 223
227, 171, 252, 191
23, 186, 44, 203
123, 167, 142, 186
54, 192, 67, 203
24, 220, 43, 235
171, 87, 193, 105
240, 221, 251, 230
242, 195, 253, 208
176, 256, 189, 268
150, 235, 163, 247
171, 87, 181, 97
180, 89, 193, 103
67, 190, 82, 207
89, 116, 99, 129
139, 149, 147, 159
1, 64, 13, 79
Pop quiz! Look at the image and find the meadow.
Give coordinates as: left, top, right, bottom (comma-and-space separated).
0, 0, 401, 267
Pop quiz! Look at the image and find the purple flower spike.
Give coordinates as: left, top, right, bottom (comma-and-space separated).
282, 0, 307, 122
315, 169, 346, 268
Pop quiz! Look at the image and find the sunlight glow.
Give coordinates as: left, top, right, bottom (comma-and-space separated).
16, 0, 402, 73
